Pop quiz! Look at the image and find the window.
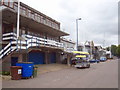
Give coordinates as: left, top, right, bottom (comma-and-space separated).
40, 16, 44, 23
56, 24, 59, 29
22, 7, 26, 16
43, 17, 46, 24
35, 13, 38, 21
37, 15, 41, 22
13, 2, 18, 12
3, 0, 9, 6
28, 10, 31, 18
22, 30, 25, 35
52, 22, 55, 28
20, 6, 23, 14
28, 31, 31, 35
49, 21, 52, 27
31, 11, 35, 20
47, 19, 51, 26
9, 1, 14, 8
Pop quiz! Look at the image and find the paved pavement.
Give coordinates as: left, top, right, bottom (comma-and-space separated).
2, 59, 118, 88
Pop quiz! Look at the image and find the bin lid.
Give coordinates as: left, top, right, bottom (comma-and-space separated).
11, 66, 22, 68
17, 62, 33, 64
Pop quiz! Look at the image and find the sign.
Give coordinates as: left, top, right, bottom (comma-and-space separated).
18, 69, 22, 74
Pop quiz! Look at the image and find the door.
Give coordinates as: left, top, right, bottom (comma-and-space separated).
50, 52, 56, 63
11, 57, 18, 66
28, 51, 45, 64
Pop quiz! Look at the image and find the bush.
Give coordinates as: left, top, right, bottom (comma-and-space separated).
2, 71, 10, 75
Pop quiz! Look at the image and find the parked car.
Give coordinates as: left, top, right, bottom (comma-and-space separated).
73, 57, 90, 69
100, 57, 107, 62
75, 60, 90, 69
71, 57, 77, 65
89, 59, 100, 63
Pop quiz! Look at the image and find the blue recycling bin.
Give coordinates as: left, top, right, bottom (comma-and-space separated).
16, 62, 34, 78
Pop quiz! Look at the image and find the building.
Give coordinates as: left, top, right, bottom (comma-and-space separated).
61, 38, 75, 53
0, 0, 69, 71
78, 41, 95, 59
60, 38, 75, 65
78, 42, 84, 51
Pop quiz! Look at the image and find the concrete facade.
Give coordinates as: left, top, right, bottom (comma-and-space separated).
0, 0, 71, 72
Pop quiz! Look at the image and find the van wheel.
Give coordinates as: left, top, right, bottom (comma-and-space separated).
76, 67, 81, 69
87, 64, 90, 68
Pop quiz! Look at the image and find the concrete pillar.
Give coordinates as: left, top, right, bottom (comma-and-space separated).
45, 51, 49, 64
22, 53, 28, 62
56, 52, 61, 63
67, 54, 71, 67
18, 53, 23, 62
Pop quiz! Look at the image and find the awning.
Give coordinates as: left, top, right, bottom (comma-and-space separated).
75, 55, 86, 58
72, 51, 89, 55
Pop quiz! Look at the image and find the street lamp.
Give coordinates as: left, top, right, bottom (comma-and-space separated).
76, 18, 81, 51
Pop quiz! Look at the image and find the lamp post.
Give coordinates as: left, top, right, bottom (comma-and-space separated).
76, 18, 81, 51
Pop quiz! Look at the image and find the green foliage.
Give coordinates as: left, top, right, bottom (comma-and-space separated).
111, 45, 120, 57
1, 71, 10, 75
34, 65, 38, 68
111, 45, 117, 56
116, 45, 120, 57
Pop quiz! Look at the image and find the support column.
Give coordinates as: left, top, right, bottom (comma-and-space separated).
67, 54, 71, 67
45, 51, 49, 64
18, 53, 23, 62
56, 52, 61, 63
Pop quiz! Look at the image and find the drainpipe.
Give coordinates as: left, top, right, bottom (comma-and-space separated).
17, 0, 20, 39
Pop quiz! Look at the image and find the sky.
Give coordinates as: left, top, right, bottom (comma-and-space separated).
20, 0, 119, 47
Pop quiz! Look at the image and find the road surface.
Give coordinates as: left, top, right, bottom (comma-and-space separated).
2, 59, 118, 88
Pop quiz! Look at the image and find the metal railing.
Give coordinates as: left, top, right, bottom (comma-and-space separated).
0, 32, 64, 59
2, 32, 17, 40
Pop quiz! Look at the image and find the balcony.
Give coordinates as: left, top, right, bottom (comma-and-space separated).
0, 32, 64, 59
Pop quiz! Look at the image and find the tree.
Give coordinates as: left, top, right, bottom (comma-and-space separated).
106, 47, 110, 51
116, 45, 120, 58
111, 45, 117, 56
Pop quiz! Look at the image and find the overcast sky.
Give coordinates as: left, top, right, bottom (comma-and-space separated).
20, 0, 119, 47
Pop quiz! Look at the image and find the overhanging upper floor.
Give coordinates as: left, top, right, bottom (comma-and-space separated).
1, 1, 69, 37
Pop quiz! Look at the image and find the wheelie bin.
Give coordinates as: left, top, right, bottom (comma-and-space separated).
16, 62, 34, 78
33, 65, 38, 78
10, 66, 22, 80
